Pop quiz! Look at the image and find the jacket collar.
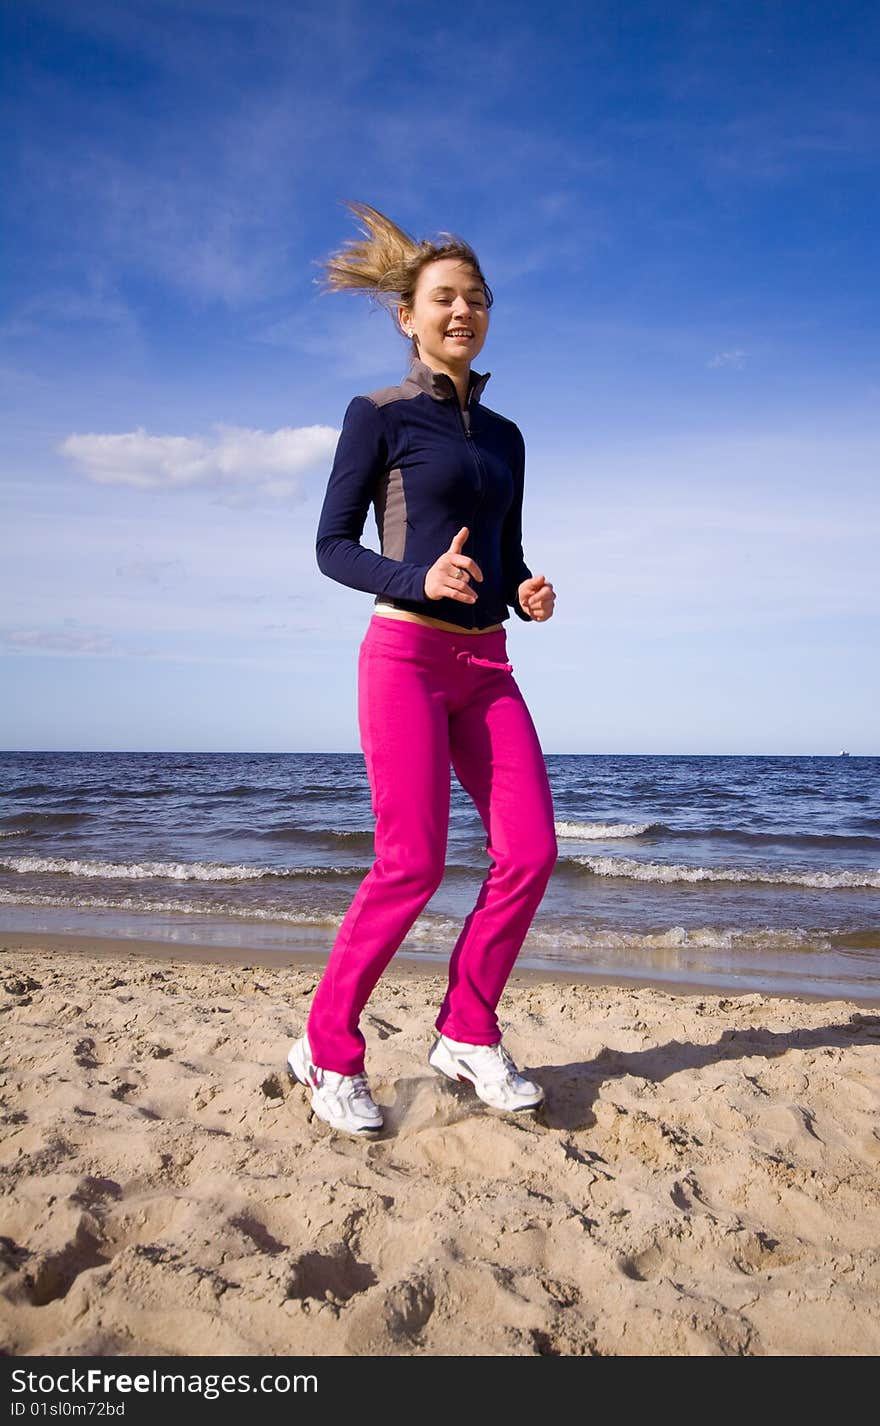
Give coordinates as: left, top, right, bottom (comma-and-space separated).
403, 357, 491, 406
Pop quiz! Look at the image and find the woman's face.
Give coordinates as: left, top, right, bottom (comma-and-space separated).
400, 257, 489, 372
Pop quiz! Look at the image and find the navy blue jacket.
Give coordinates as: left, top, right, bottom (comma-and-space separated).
315, 357, 533, 629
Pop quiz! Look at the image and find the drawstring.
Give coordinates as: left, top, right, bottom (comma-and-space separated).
455, 648, 513, 672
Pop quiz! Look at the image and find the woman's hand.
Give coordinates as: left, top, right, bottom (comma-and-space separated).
424, 526, 483, 603
518, 574, 555, 622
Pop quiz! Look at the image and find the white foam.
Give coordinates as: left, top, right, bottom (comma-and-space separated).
0, 855, 344, 881
573, 854, 880, 890
528, 923, 836, 953
0, 889, 852, 960
0, 888, 341, 925
555, 820, 654, 840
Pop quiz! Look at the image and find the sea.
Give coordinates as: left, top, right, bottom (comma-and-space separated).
1, 751, 879, 1001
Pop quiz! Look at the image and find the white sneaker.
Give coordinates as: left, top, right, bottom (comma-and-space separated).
287, 1033, 383, 1135
428, 1033, 545, 1112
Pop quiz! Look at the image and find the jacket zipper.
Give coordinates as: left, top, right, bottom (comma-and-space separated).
451, 391, 489, 628
453, 394, 488, 504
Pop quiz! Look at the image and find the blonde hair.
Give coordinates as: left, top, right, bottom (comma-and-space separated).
314, 200, 494, 358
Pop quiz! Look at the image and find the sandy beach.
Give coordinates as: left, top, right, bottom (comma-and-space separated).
1, 932, 879, 1357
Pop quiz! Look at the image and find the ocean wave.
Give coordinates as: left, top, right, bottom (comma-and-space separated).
567, 854, 880, 890
528, 923, 840, 953
85, 786, 187, 800
2, 783, 181, 801
276, 788, 367, 803
0, 888, 342, 925
0, 853, 492, 882
659, 826, 880, 849
555, 820, 880, 848
0, 889, 464, 940
3, 889, 876, 963
0, 811, 94, 830
555, 820, 657, 839
217, 783, 276, 798
0, 855, 360, 882
256, 826, 375, 846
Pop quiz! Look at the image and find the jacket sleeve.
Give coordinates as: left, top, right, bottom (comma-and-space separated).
315, 396, 433, 603
501, 424, 533, 621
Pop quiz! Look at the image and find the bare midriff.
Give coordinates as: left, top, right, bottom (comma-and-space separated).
373, 604, 503, 635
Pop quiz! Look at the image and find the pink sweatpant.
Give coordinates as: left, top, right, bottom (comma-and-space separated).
306, 614, 558, 1075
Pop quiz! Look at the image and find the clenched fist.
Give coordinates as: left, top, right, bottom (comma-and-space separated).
517, 574, 555, 622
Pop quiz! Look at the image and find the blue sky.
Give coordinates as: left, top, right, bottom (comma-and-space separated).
2, 0, 878, 755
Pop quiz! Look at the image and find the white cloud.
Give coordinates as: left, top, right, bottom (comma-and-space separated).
115, 556, 187, 585
56, 422, 339, 500
4, 627, 116, 655
708, 349, 746, 368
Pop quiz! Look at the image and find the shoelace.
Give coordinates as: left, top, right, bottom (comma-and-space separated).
455, 649, 514, 672
496, 1044, 525, 1082
315, 1065, 374, 1101
348, 1072, 373, 1102
465, 1041, 523, 1086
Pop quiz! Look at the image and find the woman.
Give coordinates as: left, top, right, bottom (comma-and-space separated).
287, 202, 558, 1135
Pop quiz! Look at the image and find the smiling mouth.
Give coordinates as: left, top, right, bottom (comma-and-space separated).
446, 330, 474, 339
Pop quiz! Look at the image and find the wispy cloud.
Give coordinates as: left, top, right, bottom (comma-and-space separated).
599, 105, 878, 189
708, 349, 746, 369
711, 109, 880, 178
115, 556, 188, 586
0, 282, 139, 340
8, 77, 333, 308
57, 422, 339, 502
252, 298, 408, 381
4, 626, 116, 655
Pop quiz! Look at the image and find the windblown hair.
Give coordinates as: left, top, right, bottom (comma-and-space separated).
315, 200, 493, 358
